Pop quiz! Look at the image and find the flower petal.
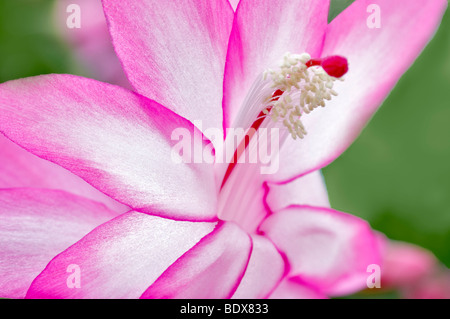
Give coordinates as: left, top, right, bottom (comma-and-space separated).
0, 134, 128, 213
0, 74, 217, 221
141, 222, 251, 299
265, 170, 330, 213
218, 160, 269, 233
272, 0, 447, 182
268, 277, 326, 299
405, 273, 450, 299
382, 240, 437, 288
26, 212, 216, 299
232, 235, 285, 299
259, 206, 381, 296
102, 0, 234, 140
0, 188, 118, 299
223, 0, 330, 130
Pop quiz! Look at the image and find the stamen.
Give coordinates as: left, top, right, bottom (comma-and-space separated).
219, 52, 348, 190
263, 52, 348, 139
217, 53, 349, 230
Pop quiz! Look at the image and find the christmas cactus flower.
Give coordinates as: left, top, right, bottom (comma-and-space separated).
0, 0, 446, 299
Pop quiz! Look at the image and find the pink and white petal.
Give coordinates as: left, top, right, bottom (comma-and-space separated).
0, 134, 128, 214
0, 74, 217, 221
232, 235, 285, 299
272, 0, 448, 182
382, 240, 437, 288
26, 212, 216, 299
141, 222, 252, 299
0, 188, 119, 299
223, 0, 330, 130
102, 0, 233, 141
259, 206, 381, 296
265, 170, 330, 213
217, 160, 270, 234
268, 277, 327, 299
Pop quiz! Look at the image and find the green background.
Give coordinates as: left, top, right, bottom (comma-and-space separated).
0, 0, 449, 294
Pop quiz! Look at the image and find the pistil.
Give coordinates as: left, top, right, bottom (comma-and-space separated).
220, 89, 284, 189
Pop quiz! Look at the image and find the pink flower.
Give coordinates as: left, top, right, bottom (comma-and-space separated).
0, 0, 446, 299
380, 239, 437, 288
378, 237, 450, 299
405, 273, 450, 299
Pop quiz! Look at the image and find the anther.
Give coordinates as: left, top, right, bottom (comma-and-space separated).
263, 52, 348, 139
306, 55, 349, 78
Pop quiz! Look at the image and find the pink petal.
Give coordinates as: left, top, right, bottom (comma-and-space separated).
405, 273, 450, 299
223, 0, 330, 130
141, 222, 252, 299
259, 206, 381, 296
265, 171, 330, 213
0, 74, 217, 221
26, 212, 216, 299
268, 277, 326, 299
0, 188, 118, 299
217, 160, 270, 233
382, 240, 437, 288
272, 0, 447, 182
232, 235, 285, 299
102, 0, 233, 141
0, 134, 128, 214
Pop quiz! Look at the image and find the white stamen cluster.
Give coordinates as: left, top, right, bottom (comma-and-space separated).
262, 52, 343, 139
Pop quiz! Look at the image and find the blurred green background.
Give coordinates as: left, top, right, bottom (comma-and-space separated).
0, 1, 76, 81
0, 0, 448, 294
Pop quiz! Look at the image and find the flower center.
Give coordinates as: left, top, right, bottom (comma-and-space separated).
217, 52, 348, 233
262, 52, 348, 139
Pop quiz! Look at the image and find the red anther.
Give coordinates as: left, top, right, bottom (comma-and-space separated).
306, 55, 348, 78
321, 56, 348, 78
